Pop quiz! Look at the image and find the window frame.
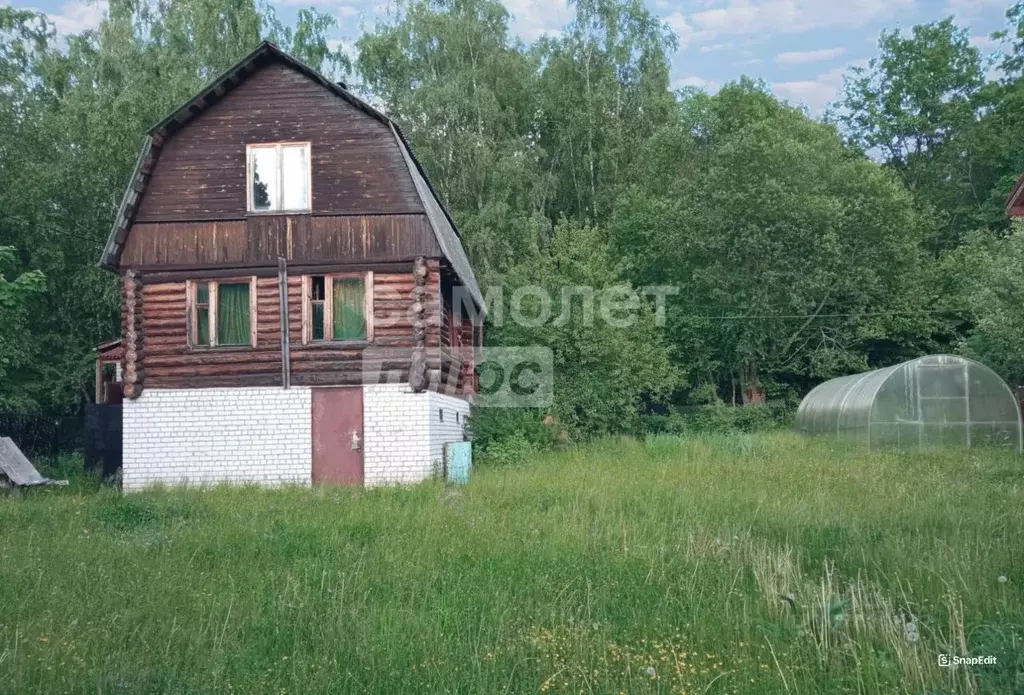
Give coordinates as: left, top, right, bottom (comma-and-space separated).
245, 142, 313, 215
301, 272, 374, 345
186, 277, 258, 349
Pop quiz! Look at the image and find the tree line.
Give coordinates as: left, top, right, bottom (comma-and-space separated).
2, 0, 1024, 443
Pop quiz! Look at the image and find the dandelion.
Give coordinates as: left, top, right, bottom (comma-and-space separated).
904, 621, 919, 645
645, 666, 657, 678
998, 575, 1008, 583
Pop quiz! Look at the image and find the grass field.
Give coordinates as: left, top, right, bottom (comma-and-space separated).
1, 433, 1022, 694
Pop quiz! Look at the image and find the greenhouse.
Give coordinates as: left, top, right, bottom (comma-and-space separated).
795, 355, 1023, 451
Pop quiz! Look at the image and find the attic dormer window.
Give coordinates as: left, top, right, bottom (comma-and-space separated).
246, 143, 311, 213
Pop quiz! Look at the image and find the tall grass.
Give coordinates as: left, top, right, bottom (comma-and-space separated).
0, 433, 1021, 693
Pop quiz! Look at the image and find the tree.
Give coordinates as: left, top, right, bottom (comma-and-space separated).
491, 219, 679, 436
357, 0, 549, 274
532, 0, 677, 224
612, 82, 932, 403
0, 247, 44, 410
0, 0, 343, 412
956, 220, 1024, 386
837, 18, 991, 252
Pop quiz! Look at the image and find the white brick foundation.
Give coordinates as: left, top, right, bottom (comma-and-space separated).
427, 390, 472, 469
122, 387, 312, 491
362, 384, 470, 486
123, 384, 470, 490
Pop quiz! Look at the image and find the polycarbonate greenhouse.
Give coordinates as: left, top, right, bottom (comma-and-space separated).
795, 355, 1023, 451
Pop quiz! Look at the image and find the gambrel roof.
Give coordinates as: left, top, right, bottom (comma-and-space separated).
99, 41, 484, 312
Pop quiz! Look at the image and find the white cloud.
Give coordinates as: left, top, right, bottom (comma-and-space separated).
502, 0, 573, 41
336, 4, 360, 19
970, 34, 1000, 52
664, 0, 915, 48
699, 42, 735, 54
672, 74, 721, 92
664, 10, 715, 48
675, 75, 708, 88
328, 38, 360, 64
945, 0, 1006, 21
775, 47, 846, 65
37, 0, 106, 36
772, 59, 867, 114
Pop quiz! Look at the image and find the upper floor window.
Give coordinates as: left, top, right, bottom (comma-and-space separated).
187, 278, 257, 348
246, 143, 311, 213
302, 273, 373, 344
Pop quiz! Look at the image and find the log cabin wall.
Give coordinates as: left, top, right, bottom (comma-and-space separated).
416, 260, 458, 394
438, 274, 474, 395
458, 321, 475, 395
140, 271, 422, 390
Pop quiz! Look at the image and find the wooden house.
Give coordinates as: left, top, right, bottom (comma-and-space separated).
99, 42, 484, 490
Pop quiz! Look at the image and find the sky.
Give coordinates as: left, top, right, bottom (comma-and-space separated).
14, 0, 1015, 115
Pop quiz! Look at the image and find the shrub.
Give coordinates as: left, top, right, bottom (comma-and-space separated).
477, 432, 540, 467
640, 402, 794, 435
468, 408, 558, 451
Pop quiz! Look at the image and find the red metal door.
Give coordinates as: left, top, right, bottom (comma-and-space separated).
311, 387, 364, 485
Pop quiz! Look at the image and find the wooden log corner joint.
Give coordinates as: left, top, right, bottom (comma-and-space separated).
122, 270, 145, 399
409, 256, 429, 392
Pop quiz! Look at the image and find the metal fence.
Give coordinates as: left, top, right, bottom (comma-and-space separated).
0, 412, 85, 459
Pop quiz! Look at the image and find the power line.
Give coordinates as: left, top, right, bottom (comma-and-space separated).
679, 309, 969, 321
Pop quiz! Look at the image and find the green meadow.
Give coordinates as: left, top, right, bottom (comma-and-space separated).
1, 433, 1021, 694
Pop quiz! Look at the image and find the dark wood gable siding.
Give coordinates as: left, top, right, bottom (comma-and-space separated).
135, 60, 423, 222
120, 215, 441, 269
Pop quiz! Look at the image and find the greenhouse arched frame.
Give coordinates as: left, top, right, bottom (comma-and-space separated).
795, 355, 1023, 452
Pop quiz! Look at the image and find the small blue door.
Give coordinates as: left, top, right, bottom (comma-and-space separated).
444, 442, 472, 484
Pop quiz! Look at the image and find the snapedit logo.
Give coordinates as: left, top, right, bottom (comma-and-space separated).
938, 654, 997, 667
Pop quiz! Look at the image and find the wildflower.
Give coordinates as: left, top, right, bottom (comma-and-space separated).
645, 666, 657, 678
904, 621, 919, 645
998, 575, 1008, 583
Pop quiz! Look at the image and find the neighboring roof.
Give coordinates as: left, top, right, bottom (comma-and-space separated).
1008, 173, 1024, 218
99, 41, 484, 313
96, 338, 124, 362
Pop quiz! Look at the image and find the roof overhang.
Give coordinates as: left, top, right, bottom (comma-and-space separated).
96, 338, 124, 362
99, 41, 485, 314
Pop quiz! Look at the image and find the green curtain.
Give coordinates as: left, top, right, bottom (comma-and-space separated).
333, 278, 365, 340
197, 308, 210, 345
218, 283, 251, 345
